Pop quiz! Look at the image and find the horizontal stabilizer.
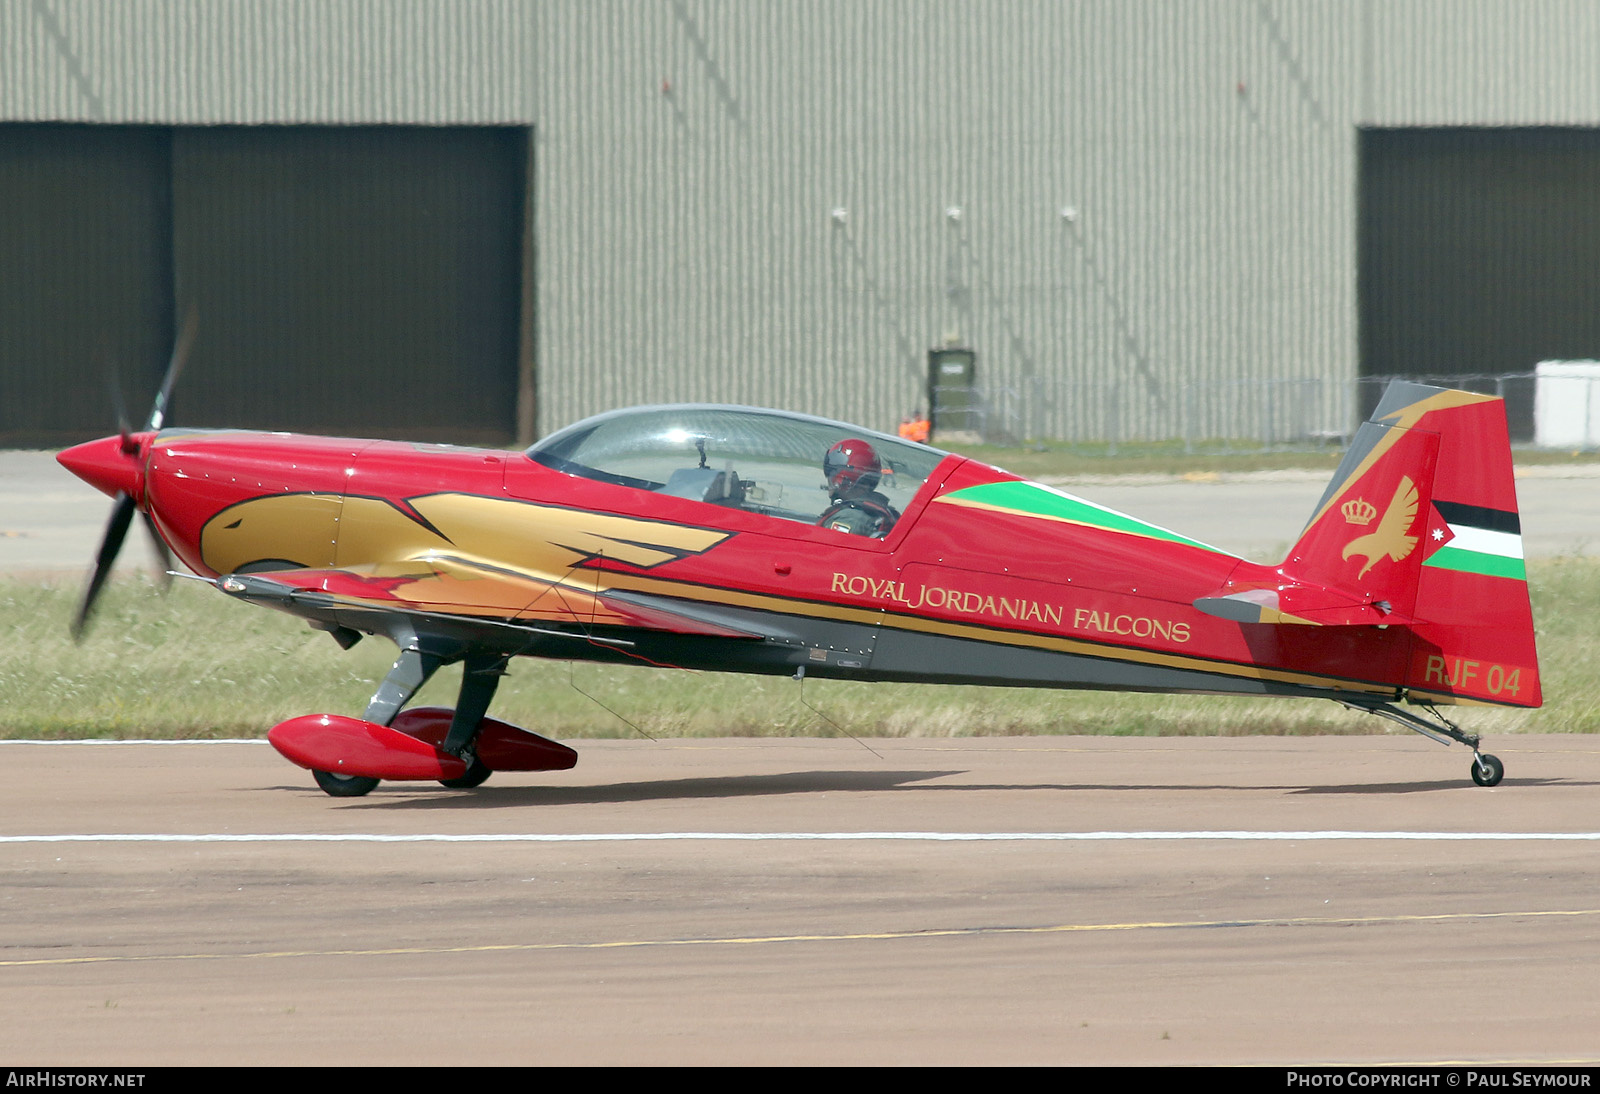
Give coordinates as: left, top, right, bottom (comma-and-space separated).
1194, 583, 1413, 627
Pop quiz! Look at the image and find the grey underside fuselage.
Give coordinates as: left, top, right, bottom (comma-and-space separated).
575, 593, 1392, 703
224, 577, 1391, 705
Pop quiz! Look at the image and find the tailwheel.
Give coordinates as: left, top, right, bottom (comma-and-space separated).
313, 769, 380, 797
1471, 753, 1505, 788
1341, 700, 1506, 788
439, 754, 491, 789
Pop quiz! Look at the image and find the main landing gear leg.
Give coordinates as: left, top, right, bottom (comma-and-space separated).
1340, 699, 1504, 787
310, 646, 445, 798
435, 652, 507, 790
364, 647, 444, 728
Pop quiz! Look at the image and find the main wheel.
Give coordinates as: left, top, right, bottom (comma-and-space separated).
1470, 753, 1504, 787
439, 755, 491, 789
313, 769, 380, 797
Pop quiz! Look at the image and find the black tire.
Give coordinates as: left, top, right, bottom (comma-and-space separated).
439, 755, 492, 789
1470, 753, 1504, 787
313, 769, 380, 797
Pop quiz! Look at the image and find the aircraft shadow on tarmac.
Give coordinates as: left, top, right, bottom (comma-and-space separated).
270, 768, 966, 808
269, 769, 1579, 808
1289, 776, 1572, 794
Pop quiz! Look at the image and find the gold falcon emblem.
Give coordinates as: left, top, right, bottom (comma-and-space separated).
1340, 475, 1419, 579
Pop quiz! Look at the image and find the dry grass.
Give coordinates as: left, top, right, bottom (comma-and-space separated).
1, 557, 1592, 739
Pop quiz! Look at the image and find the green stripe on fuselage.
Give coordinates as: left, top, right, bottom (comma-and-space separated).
944, 481, 1226, 553
1423, 545, 1527, 581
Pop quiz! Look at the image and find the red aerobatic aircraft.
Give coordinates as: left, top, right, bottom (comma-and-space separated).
59, 364, 1538, 794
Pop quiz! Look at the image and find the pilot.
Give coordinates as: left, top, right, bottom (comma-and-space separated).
818, 438, 899, 538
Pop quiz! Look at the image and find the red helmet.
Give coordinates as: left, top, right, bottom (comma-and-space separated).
824, 439, 881, 495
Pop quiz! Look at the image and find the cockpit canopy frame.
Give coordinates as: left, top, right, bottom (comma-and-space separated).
527, 404, 948, 526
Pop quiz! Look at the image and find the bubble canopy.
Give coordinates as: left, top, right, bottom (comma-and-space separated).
526, 404, 949, 526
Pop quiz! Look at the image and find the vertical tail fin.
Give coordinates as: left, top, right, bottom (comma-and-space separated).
1284, 382, 1540, 707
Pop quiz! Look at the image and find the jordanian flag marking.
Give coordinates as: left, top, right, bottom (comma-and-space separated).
1424, 500, 1525, 580
938, 481, 1231, 555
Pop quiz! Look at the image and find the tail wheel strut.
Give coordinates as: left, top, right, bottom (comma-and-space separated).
1339, 699, 1504, 787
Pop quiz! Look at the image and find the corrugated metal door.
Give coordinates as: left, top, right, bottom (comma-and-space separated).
1361, 127, 1600, 438
0, 123, 527, 446
0, 124, 172, 446
172, 125, 526, 443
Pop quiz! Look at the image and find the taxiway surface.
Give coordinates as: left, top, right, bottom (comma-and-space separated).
2, 736, 1596, 1065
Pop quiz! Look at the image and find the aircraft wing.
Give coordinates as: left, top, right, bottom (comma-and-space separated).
210, 562, 765, 641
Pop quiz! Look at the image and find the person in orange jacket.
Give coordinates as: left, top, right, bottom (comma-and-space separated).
897, 410, 931, 444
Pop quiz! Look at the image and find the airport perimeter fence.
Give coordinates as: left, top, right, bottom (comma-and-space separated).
944, 370, 1599, 455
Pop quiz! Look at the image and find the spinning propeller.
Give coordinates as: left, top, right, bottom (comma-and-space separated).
61, 312, 198, 640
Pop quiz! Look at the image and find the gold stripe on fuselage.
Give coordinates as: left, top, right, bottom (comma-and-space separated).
205, 491, 1399, 698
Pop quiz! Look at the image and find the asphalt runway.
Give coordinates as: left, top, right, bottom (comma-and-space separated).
2, 736, 1598, 1066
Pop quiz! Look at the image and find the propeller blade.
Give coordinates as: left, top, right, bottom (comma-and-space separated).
146, 308, 198, 433
72, 492, 137, 641
72, 308, 195, 637
107, 360, 133, 446
141, 510, 175, 592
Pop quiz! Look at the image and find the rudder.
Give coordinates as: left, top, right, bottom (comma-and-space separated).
1284, 382, 1540, 708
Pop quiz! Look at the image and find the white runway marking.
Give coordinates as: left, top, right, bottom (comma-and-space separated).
2, 830, 1598, 844
0, 738, 266, 745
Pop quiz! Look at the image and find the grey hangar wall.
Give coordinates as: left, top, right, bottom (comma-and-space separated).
6, 2, 1600, 447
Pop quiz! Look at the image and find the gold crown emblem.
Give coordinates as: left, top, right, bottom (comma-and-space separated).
1341, 497, 1377, 525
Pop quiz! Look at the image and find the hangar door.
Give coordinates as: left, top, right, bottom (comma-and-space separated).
0, 125, 173, 446
0, 124, 529, 447
1360, 127, 1600, 439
